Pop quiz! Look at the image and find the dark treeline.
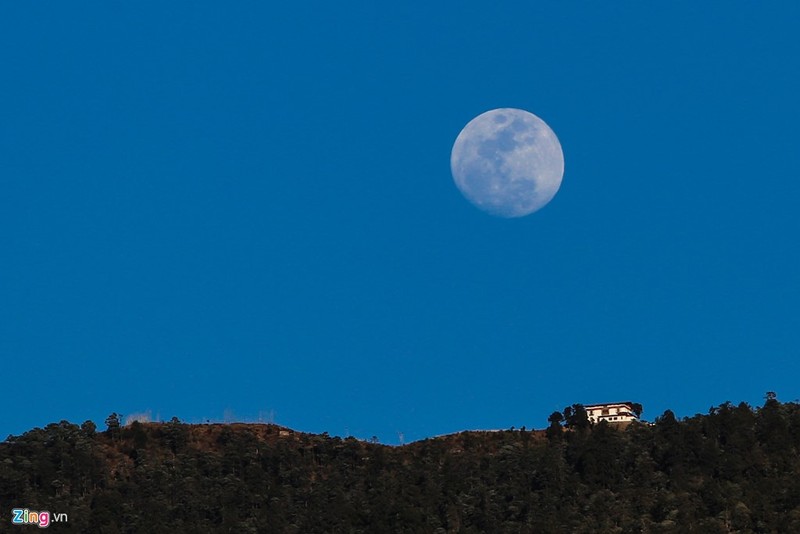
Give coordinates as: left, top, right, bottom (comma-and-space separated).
2, 395, 800, 532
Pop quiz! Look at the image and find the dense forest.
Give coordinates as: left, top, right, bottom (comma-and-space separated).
2, 395, 800, 532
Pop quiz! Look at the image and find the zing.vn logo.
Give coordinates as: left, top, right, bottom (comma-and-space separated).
11, 508, 68, 528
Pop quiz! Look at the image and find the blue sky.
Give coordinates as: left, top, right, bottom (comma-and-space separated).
2, 2, 799, 444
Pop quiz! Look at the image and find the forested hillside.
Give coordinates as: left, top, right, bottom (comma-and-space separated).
2, 396, 800, 532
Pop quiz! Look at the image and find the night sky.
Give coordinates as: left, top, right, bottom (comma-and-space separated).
3, 2, 799, 443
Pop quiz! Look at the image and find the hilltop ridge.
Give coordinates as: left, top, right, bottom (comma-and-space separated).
3, 397, 800, 532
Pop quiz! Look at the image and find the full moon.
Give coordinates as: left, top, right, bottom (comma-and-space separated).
450, 108, 564, 218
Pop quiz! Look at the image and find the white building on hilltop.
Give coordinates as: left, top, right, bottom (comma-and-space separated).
585, 402, 640, 424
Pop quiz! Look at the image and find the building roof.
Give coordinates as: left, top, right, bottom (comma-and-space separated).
583, 401, 636, 408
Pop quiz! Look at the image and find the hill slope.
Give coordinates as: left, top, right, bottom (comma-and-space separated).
2, 398, 800, 532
